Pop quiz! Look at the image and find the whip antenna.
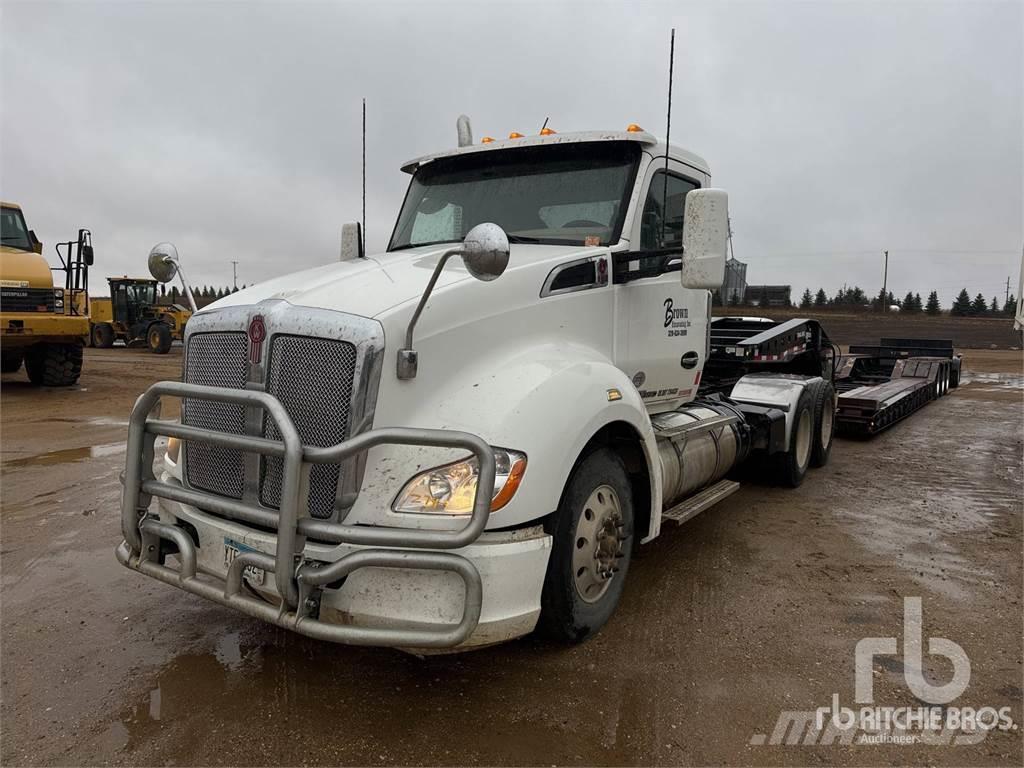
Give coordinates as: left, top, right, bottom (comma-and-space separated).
366, 95, 370, 252
662, 28, 675, 244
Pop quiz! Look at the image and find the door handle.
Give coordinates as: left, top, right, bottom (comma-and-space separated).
680, 351, 700, 369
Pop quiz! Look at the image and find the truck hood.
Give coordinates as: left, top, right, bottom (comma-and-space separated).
203, 242, 602, 319
0, 247, 54, 289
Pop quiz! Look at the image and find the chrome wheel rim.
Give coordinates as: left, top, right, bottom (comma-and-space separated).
572, 484, 625, 604
796, 410, 812, 469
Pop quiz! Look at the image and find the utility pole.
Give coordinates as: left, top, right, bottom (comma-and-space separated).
1006, 275, 1011, 306
881, 250, 889, 311
231, 260, 238, 291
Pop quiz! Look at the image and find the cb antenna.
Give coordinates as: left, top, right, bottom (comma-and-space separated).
366, 95, 370, 252
662, 28, 675, 244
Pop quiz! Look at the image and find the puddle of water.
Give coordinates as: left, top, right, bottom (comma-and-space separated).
2, 442, 125, 469
960, 371, 1024, 389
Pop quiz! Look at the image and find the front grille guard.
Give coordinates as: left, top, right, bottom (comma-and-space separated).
118, 380, 495, 648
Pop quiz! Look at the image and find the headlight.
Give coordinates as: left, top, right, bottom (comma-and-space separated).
392, 448, 527, 515
54, 299, 64, 309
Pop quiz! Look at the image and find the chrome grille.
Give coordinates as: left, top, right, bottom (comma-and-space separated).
182, 332, 248, 499
261, 334, 357, 519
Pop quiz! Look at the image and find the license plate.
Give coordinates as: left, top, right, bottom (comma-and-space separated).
223, 538, 265, 587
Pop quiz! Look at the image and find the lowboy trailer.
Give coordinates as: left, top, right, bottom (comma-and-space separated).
834, 338, 961, 435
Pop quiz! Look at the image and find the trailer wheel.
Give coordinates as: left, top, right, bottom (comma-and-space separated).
147, 323, 172, 354
777, 387, 814, 487
539, 447, 634, 643
24, 343, 83, 387
809, 380, 836, 468
1, 350, 24, 374
91, 323, 115, 349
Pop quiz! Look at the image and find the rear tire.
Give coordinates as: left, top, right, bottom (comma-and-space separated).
809, 379, 836, 468
147, 323, 172, 354
1, 350, 24, 374
24, 343, 83, 386
539, 447, 635, 643
91, 323, 115, 349
776, 387, 815, 487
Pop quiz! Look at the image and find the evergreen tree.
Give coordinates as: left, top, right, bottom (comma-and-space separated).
1004, 294, 1017, 315
990, 296, 999, 314
951, 288, 971, 316
814, 288, 827, 307
712, 290, 723, 307
901, 291, 914, 310
800, 289, 813, 309
970, 292, 988, 316
925, 291, 940, 315
913, 293, 923, 312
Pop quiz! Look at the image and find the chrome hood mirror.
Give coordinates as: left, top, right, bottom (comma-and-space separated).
148, 243, 179, 282
461, 223, 510, 281
148, 242, 198, 312
397, 222, 510, 379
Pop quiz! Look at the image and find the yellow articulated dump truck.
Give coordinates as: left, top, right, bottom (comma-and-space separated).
1, 202, 93, 386
89, 277, 191, 354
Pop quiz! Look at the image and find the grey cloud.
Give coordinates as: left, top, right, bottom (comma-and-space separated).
2, 0, 1020, 306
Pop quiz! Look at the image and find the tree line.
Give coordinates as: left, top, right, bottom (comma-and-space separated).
715, 284, 1018, 317
158, 284, 247, 305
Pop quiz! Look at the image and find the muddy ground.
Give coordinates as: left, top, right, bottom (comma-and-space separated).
1, 347, 1021, 766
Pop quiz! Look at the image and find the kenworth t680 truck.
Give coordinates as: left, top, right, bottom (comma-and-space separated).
117, 125, 837, 650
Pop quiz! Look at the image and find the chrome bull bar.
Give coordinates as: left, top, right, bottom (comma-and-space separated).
119, 380, 495, 648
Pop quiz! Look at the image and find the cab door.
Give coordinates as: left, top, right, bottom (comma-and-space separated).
613, 158, 709, 412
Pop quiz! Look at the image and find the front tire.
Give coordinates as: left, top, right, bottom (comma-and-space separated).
147, 323, 172, 354
539, 447, 634, 643
1, 349, 24, 374
24, 343, 83, 386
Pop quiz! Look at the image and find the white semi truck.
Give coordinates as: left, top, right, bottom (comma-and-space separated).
117, 124, 838, 650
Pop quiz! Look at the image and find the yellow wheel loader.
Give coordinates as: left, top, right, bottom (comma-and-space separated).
1, 202, 93, 386
89, 278, 191, 354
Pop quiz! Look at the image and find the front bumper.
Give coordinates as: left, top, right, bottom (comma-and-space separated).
1, 312, 89, 345
118, 380, 550, 650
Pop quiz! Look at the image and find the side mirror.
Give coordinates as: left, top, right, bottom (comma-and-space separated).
681, 189, 728, 289
82, 245, 94, 266
460, 222, 509, 281
397, 222, 509, 379
340, 222, 364, 261
148, 242, 198, 313
29, 230, 43, 255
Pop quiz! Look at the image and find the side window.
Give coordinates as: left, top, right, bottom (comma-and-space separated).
639, 170, 698, 250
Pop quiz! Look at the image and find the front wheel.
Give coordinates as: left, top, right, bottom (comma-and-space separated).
539, 447, 634, 643
24, 343, 83, 386
147, 323, 172, 354
1, 350, 24, 374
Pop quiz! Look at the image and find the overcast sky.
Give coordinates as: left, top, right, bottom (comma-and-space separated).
2, 0, 1021, 305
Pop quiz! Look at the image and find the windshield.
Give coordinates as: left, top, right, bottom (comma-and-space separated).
389, 142, 640, 251
1, 206, 32, 252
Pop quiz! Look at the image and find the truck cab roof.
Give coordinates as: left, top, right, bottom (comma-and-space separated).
401, 129, 710, 176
